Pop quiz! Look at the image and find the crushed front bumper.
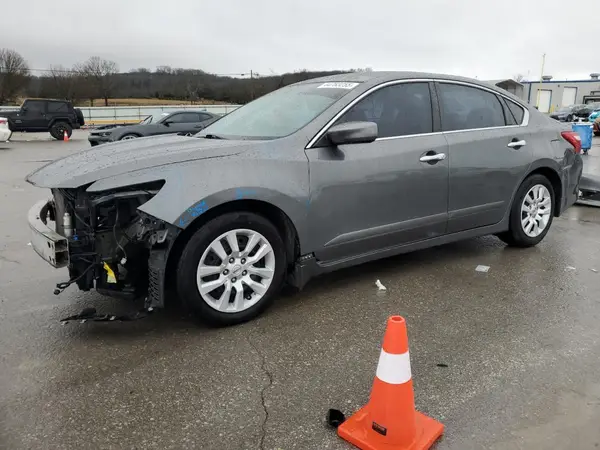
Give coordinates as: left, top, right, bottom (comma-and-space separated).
87, 135, 113, 146
27, 199, 69, 268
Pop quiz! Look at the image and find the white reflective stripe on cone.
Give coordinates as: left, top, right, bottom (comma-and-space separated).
375, 350, 412, 385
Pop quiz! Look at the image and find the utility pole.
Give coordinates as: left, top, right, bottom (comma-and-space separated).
535, 53, 546, 110
250, 70, 254, 100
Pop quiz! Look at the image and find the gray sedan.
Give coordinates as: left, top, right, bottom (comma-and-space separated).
26, 71, 583, 327
87, 110, 219, 146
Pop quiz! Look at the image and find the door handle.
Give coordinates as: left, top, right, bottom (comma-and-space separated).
419, 152, 446, 163
507, 139, 527, 148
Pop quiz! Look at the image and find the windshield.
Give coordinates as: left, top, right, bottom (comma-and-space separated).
140, 113, 170, 124
199, 82, 359, 139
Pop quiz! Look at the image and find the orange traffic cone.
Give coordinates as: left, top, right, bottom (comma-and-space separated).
63, 130, 69, 142
337, 316, 443, 450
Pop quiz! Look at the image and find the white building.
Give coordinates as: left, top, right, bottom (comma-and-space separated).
519, 74, 600, 112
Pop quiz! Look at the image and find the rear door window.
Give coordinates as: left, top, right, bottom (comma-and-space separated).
499, 97, 517, 125
438, 83, 506, 131
336, 82, 433, 138
506, 100, 525, 124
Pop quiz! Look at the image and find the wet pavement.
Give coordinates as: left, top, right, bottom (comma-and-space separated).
2, 132, 600, 450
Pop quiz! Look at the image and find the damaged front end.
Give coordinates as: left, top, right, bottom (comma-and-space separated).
28, 181, 179, 311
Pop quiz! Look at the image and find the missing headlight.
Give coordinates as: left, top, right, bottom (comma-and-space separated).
90, 180, 165, 207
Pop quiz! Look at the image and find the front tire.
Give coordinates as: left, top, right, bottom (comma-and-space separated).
119, 133, 139, 140
176, 212, 286, 326
498, 174, 555, 247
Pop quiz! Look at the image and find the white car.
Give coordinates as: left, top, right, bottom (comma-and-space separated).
0, 117, 12, 141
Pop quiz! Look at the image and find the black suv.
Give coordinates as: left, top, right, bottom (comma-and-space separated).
1, 99, 85, 140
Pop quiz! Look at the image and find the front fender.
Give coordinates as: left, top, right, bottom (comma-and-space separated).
173, 186, 307, 228
87, 156, 310, 248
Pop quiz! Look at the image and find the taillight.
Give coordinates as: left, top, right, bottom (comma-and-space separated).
0, 119, 6, 125
561, 131, 582, 154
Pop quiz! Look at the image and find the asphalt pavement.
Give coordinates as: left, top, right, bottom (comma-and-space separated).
2, 131, 600, 450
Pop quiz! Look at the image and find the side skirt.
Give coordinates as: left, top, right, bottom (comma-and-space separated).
288, 220, 509, 290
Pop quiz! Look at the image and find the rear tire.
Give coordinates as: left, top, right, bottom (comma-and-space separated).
50, 122, 72, 140
497, 174, 555, 247
176, 212, 286, 326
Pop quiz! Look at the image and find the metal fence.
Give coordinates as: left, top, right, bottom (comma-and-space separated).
0, 104, 240, 126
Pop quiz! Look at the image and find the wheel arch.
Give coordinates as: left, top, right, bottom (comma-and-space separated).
524, 166, 563, 216
119, 132, 143, 140
48, 117, 73, 128
164, 199, 301, 290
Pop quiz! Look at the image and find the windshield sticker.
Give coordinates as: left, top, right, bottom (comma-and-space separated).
317, 82, 359, 90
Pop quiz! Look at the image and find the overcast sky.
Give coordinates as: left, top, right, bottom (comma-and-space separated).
2, 0, 595, 81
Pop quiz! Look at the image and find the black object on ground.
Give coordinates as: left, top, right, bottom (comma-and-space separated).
60, 307, 154, 323
326, 409, 346, 428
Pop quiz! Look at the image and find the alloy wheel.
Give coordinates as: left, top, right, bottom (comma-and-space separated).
196, 229, 275, 313
521, 184, 552, 237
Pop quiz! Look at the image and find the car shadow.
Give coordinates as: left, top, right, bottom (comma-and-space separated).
58, 235, 509, 340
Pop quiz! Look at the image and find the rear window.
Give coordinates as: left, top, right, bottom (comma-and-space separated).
47, 102, 69, 113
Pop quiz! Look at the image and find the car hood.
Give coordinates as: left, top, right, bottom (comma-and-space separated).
93, 123, 124, 131
26, 134, 251, 188
93, 123, 150, 134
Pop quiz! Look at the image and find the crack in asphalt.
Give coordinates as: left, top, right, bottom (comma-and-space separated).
0, 254, 20, 265
246, 335, 274, 450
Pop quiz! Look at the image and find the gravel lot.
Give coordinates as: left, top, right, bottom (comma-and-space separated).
1, 131, 600, 450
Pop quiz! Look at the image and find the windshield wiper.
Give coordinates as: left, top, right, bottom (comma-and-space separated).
201, 134, 226, 140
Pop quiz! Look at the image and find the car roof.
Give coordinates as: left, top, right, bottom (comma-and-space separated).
26, 98, 69, 103
293, 71, 516, 97
166, 110, 214, 115
294, 71, 493, 87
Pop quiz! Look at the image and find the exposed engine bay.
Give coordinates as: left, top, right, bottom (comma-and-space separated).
44, 181, 179, 312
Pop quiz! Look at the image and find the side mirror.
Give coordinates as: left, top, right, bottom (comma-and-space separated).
21, 106, 28, 114
163, 120, 172, 127
326, 121, 378, 145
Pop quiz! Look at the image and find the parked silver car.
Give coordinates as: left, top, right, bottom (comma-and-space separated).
26, 72, 583, 326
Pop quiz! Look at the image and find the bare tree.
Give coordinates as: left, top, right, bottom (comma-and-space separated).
0, 48, 29, 104
46, 65, 81, 101
513, 73, 525, 82
156, 65, 173, 74
76, 56, 119, 106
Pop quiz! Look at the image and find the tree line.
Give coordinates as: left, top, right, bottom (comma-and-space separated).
0, 48, 352, 106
